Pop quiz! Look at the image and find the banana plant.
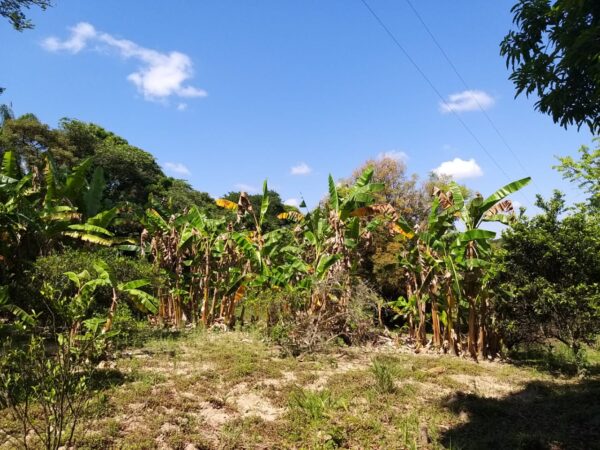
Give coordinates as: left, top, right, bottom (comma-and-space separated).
434, 177, 531, 358
63, 261, 157, 336
326, 168, 384, 280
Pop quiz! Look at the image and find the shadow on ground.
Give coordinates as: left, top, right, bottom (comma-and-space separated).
440, 378, 600, 450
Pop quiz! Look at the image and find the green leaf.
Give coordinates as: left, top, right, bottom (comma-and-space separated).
116, 244, 139, 252
119, 279, 150, 291
145, 208, 169, 232
63, 231, 113, 246
63, 158, 93, 199
459, 229, 496, 242
316, 254, 341, 279
448, 182, 464, 210
87, 207, 118, 228
64, 271, 81, 288
259, 179, 270, 227
83, 167, 106, 217
126, 289, 158, 314
68, 223, 114, 236
480, 177, 531, 215
355, 167, 374, 188
1, 151, 17, 178
43, 154, 60, 205
328, 174, 339, 212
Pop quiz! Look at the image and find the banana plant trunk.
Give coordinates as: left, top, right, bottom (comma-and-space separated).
477, 298, 488, 357
431, 299, 442, 348
102, 288, 118, 334
467, 297, 478, 359
201, 246, 211, 326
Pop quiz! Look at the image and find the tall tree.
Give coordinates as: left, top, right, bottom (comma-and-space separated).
500, 0, 600, 133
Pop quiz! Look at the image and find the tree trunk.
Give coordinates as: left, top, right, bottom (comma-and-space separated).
467, 299, 478, 360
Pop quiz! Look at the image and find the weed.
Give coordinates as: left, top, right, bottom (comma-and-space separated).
288, 388, 342, 422
370, 357, 397, 393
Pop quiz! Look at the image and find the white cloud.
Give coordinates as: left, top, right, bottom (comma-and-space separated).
439, 90, 495, 114
43, 22, 96, 53
163, 162, 191, 176
290, 162, 312, 176
284, 198, 300, 207
433, 158, 483, 179
234, 183, 259, 194
377, 150, 408, 163
42, 22, 207, 102
177, 103, 188, 111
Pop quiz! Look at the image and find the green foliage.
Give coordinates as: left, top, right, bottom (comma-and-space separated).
500, 0, 600, 133
157, 178, 218, 215
555, 138, 600, 211
223, 188, 286, 232
0, 0, 51, 31
370, 357, 397, 393
0, 331, 106, 450
288, 388, 343, 422
93, 139, 163, 205
28, 248, 162, 326
494, 191, 600, 361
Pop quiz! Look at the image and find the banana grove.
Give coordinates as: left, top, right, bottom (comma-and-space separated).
0, 146, 530, 359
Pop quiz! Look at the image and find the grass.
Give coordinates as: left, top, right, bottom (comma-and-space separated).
370, 356, 397, 393
1, 329, 598, 449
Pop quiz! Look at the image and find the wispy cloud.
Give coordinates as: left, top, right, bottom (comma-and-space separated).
439, 90, 494, 114
377, 150, 408, 163
163, 162, 191, 176
284, 198, 300, 207
177, 103, 188, 111
234, 183, 259, 194
290, 162, 312, 176
433, 158, 483, 179
42, 22, 207, 103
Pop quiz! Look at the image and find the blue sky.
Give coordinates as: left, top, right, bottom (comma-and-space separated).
0, 0, 594, 211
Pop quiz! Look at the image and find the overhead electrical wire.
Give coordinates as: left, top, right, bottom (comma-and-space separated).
359, 0, 533, 204
403, 0, 541, 194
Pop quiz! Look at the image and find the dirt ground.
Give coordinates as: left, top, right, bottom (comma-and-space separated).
1, 330, 599, 449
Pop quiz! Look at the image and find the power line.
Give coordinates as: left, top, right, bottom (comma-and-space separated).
358, 0, 532, 204
403, 0, 541, 195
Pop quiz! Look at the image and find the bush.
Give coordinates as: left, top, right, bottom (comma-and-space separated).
493, 193, 600, 367
267, 278, 381, 356
0, 331, 106, 449
21, 248, 163, 328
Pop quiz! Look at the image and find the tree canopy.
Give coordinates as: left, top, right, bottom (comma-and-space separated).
500, 0, 600, 134
555, 138, 600, 210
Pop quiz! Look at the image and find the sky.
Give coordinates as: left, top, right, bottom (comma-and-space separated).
0, 0, 594, 211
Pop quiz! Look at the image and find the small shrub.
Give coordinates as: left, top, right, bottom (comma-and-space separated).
370, 358, 396, 393
288, 388, 341, 422
0, 331, 105, 449
269, 278, 381, 356
23, 248, 163, 329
